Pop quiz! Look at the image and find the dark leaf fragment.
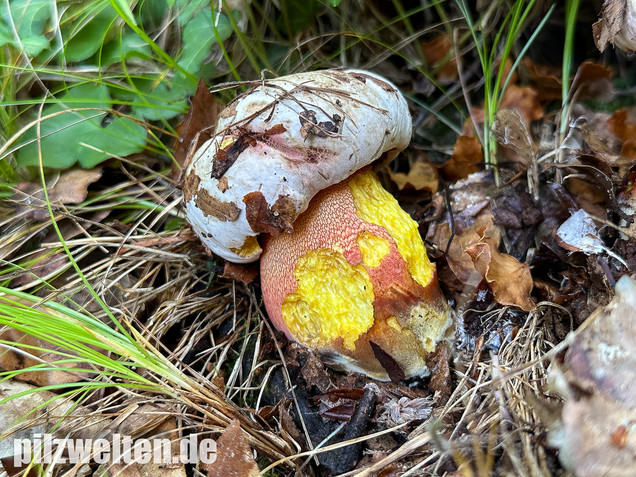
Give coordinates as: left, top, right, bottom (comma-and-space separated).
194, 189, 240, 221
174, 79, 221, 180
370, 341, 405, 383
243, 192, 295, 235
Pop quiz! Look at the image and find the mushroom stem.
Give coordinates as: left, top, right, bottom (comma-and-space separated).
260, 169, 451, 381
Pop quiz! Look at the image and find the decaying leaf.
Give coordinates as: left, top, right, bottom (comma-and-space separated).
0, 380, 104, 472
441, 135, 483, 181
222, 262, 259, 285
522, 58, 562, 101
16, 169, 103, 221
174, 79, 221, 180
498, 84, 544, 126
420, 34, 457, 84
608, 109, 636, 160
432, 214, 534, 311
548, 275, 636, 476
388, 158, 439, 192
556, 208, 627, 267
466, 242, 535, 311
570, 61, 614, 101
492, 108, 536, 165
204, 420, 258, 477
593, 0, 636, 53
0, 328, 89, 387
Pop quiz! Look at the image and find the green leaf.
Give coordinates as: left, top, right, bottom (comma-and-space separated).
0, 21, 13, 45
1, 0, 51, 56
329, 0, 343, 6
174, 0, 210, 25
115, 79, 189, 121
16, 85, 147, 169
99, 32, 152, 67
63, 7, 119, 62
137, 0, 169, 28
178, 9, 231, 75
20, 35, 50, 56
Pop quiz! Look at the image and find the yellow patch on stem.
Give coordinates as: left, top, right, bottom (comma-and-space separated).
281, 249, 375, 350
349, 170, 434, 288
356, 231, 390, 268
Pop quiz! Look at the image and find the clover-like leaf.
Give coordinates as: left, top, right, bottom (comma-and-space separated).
16, 84, 147, 169
178, 8, 232, 76
63, 5, 119, 63
0, 0, 51, 56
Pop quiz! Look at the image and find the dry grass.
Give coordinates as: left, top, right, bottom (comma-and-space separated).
0, 159, 568, 475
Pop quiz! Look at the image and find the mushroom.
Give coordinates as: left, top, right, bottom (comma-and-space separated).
183, 69, 451, 381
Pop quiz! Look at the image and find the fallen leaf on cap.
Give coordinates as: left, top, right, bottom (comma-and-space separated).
548, 275, 636, 477
556, 209, 627, 267
388, 159, 438, 192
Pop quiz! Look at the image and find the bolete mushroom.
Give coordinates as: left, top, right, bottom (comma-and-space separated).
183, 69, 451, 381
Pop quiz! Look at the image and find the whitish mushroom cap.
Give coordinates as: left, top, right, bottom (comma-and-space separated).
182, 69, 412, 263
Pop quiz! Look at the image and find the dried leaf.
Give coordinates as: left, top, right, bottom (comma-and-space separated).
420, 34, 457, 84
498, 84, 544, 126
593, 0, 636, 53
300, 352, 332, 393
548, 275, 636, 476
522, 58, 562, 101
431, 214, 498, 284
50, 169, 103, 204
388, 159, 438, 192
608, 109, 636, 160
0, 328, 90, 387
556, 209, 627, 266
370, 341, 405, 383
211, 132, 256, 179
174, 79, 221, 179
16, 169, 103, 221
425, 342, 452, 400
441, 135, 483, 181
571, 61, 613, 101
204, 420, 258, 477
377, 396, 432, 426
243, 192, 295, 235
467, 242, 535, 311
10, 252, 68, 287
222, 262, 259, 285
492, 108, 536, 164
